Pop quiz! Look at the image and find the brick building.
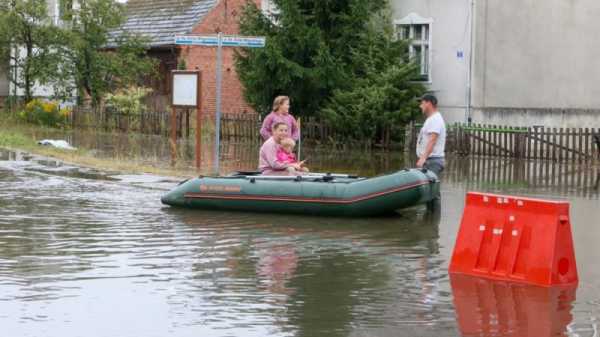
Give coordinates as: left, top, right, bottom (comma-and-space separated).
113, 0, 262, 115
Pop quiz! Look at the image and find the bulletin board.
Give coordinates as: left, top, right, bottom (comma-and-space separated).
172, 71, 200, 107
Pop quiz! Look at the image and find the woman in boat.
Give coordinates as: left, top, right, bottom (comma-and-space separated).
259, 122, 304, 175
260, 96, 300, 141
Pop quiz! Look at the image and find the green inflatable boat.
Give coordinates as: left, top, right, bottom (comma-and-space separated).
161, 169, 439, 216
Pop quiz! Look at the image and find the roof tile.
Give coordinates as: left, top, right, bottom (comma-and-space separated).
110, 0, 218, 47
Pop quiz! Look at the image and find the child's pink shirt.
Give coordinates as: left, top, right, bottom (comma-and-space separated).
276, 149, 297, 164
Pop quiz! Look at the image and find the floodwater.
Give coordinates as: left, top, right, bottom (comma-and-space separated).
1, 133, 600, 337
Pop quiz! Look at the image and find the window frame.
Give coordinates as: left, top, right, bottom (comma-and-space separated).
394, 13, 434, 83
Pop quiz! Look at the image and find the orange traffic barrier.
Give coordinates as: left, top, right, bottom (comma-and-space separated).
449, 192, 578, 286
450, 274, 576, 337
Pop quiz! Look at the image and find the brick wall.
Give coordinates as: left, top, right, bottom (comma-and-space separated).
184, 0, 261, 116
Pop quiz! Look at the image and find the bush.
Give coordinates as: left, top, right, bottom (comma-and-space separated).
321, 64, 423, 141
105, 86, 152, 115
19, 99, 71, 127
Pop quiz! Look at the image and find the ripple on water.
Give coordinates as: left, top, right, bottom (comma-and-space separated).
1, 150, 600, 337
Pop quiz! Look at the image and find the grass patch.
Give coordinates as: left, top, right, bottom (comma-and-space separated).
0, 119, 199, 178
0, 132, 31, 148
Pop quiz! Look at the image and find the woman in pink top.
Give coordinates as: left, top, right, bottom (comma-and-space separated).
260, 96, 300, 141
259, 123, 304, 175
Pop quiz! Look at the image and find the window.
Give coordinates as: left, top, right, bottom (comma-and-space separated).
52, 0, 75, 27
261, 0, 280, 22
395, 13, 433, 82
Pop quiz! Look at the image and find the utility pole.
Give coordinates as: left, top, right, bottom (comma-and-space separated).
466, 0, 476, 123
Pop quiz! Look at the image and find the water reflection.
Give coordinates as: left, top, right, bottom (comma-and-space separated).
0, 148, 33, 162
169, 207, 446, 336
2, 133, 600, 336
450, 274, 577, 337
446, 156, 600, 198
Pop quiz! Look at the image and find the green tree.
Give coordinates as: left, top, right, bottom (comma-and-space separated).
0, 5, 10, 77
0, 0, 64, 102
236, 0, 424, 141
58, 0, 157, 105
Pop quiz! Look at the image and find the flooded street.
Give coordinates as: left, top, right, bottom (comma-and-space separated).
1, 136, 600, 336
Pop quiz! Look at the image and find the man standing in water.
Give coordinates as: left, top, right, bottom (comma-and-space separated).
416, 94, 446, 176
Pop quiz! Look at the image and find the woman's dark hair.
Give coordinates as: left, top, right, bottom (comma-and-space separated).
272, 122, 287, 131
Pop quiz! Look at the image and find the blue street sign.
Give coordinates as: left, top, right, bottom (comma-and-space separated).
174, 35, 266, 48
174, 35, 219, 46
222, 36, 266, 48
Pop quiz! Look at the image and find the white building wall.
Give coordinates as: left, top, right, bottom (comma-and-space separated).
8, 0, 76, 101
390, 0, 472, 124
10, 48, 60, 98
471, 0, 600, 127
261, 0, 278, 16
47, 0, 58, 20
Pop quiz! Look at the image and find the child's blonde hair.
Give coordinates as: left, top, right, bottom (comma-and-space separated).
280, 137, 295, 149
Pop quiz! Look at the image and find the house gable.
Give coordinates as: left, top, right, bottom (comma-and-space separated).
113, 0, 219, 47
183, 0, 261, 115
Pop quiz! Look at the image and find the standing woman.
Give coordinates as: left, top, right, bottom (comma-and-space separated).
260, 96, 300, 141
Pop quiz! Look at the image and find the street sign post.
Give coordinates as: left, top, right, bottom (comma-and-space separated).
175, 33, 266, 175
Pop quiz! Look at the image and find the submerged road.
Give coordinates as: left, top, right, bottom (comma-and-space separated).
1, 148, 599, 337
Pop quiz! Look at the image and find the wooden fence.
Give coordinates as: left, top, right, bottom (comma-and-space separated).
220, 113, 262, 142
71, 109, 396, 148
220, 113, 396, 149
70, 106, 193, 136
220, 114, 340, 143
407, 123, 600, 163
70, 108, 600, 163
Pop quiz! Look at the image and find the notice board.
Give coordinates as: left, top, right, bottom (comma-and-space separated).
172, 71, 199, 107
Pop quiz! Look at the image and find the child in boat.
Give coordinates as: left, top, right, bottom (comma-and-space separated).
276, 137, 309, 174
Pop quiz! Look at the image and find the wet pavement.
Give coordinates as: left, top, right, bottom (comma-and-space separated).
1, 143, 599, 337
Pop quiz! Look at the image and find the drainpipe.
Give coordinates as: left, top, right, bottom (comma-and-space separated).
466, 0, 475, 123
11, 46, 17, 101
55, 0, 60, 25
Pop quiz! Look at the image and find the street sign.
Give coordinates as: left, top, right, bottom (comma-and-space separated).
175, 35, 219, 46
175, 35, 266, 48
174, 33, 266, 175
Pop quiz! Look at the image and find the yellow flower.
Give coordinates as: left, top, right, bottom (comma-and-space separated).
25, 99, 39, 111
42, 101, 57, 113
59, 107, 72, 117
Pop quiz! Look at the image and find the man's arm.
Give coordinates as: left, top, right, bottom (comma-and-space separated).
416, 133, 439, 168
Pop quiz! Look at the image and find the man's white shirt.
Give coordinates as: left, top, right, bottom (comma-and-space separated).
416, 112, 446, 158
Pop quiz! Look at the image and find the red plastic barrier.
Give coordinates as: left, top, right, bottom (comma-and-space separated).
449, 192, 578, 286
450, 274, 576, 337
